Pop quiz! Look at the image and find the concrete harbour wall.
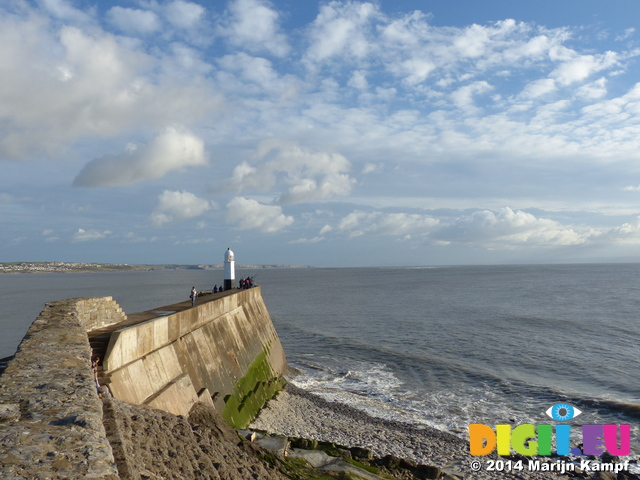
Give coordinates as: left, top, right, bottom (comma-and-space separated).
0, 288, 287, 479
100, 287, 287, 428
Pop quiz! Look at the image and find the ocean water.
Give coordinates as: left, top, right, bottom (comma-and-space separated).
1, 264, 639, 453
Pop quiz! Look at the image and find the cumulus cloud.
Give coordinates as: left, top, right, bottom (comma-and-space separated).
164, 0, 206, 29
305, 1, 379, 65
551, 51, 619, 86
590, 217, 640, 245
229, 139, 355, 205
217, 0, 289, 57
226, 196, 293, 232
73, 127, 207, 187
433, 207, 585, 247
150, 190, 211, 227
0, 19, 152, 160
0, 4, 219, 162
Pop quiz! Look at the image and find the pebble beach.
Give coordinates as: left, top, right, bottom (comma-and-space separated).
251, 384, 568, 480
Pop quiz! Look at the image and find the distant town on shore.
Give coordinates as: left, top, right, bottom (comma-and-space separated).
0, 262, 312, 274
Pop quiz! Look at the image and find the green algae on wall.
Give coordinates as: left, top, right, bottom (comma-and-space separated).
222, 344, 286, 429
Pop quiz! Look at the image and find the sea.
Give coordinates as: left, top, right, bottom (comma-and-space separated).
1, 264, 639, 456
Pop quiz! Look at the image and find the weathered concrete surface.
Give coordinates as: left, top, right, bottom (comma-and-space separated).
0, 298, 120, 480
100, 287, 287, 428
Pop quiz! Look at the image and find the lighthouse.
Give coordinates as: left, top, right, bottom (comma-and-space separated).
224, 248, 235, 291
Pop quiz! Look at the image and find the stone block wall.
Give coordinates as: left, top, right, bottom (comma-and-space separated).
0, 298, 120, 480
74, 296, 127, 333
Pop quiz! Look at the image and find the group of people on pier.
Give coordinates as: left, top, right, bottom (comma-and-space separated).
190, 277, 255, 306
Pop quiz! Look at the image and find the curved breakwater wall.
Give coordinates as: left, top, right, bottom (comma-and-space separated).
0, 287, 287, 479
99, 286, 287, 428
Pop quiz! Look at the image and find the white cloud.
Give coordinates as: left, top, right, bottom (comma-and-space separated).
551, 51, 619, 86
217, 0, 289, 57
521, 78, 556, 99
616, 28, 635, 42
229, 140, 355, 205
217, 52, 281, 92
0, 7, 219, 162
40, 0, 93, 24
279, 174, 354, 205
348, 70, 369, 90
433, 207, 585, 247
290, 236, 324, 244
43, 229, 58, 242
107, 6, 161, 35
150, 190, 211, 227
226, 197, 293, 232
164, 0, 206, 29
454, 22, 496, 59
72, 228, 111, 242
397, 58, 437, 86
337, 211, 439, 238
576, 77, 608, 100
304, 1, 379, 65
599, 217, 640, 245
451, 81, 493, 112
74, 127, 207, 187
361, 163, 383, 174
319, 225, 333, 235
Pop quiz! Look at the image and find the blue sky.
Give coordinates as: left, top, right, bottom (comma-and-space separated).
3, 0, 640, 267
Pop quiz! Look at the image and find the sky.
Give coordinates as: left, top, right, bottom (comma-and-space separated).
3, 0, 640, 267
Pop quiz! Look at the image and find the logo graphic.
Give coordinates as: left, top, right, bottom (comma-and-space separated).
469, 404, 631, 457
545, 403, 582, 421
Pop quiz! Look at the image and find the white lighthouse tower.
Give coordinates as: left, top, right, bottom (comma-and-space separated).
224, 248, 235, 291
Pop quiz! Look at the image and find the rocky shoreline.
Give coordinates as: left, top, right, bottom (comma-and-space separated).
250, 384, 637, 480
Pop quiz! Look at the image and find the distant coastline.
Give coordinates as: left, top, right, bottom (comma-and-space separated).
0, 262, 312, 274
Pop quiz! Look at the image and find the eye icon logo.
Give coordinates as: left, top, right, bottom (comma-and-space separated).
545, 403, 582, 421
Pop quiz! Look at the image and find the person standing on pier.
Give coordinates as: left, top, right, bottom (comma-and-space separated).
190, 286, 197, 306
